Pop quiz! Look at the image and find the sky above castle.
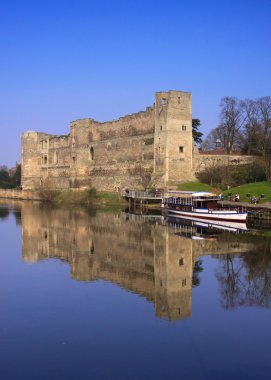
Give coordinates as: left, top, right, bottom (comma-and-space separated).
1, 0, 270, 166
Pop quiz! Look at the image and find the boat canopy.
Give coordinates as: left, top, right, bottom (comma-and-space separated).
165, 191, 218, 199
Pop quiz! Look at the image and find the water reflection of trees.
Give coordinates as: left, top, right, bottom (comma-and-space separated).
0, 205, 21, 224
192, 259, 203, 287
0, 207, 9, 219
215, 240, 271, 309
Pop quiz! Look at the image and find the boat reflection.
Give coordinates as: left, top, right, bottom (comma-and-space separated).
1, 200, 270, 321
166, 215, 248, 235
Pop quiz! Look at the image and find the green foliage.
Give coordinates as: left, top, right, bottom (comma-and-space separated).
39, 187, 122, 206
192, 119, 203, 145
12, 164, 21, 187
0, 208, 9, 219
87, 187, 97, 197
0, 169, 12, 188
0, 164, 21, 189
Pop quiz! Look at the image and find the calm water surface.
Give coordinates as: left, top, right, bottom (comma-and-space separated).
1, 201, 271, 380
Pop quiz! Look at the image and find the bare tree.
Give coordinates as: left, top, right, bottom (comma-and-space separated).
201, 95, 271, 179
219, 97, 245, 154
201, 125, 227, 151
241, 99, 259, 155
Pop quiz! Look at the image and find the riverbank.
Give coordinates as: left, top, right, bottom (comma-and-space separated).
0, 188, 125, 207
0, 189, 43, 201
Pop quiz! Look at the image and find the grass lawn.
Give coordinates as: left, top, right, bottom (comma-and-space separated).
177, 181, 271, 203
177, 181, 213, 192
224, 181, 271, 202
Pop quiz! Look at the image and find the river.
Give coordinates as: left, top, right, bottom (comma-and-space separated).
0, 200, 271, 380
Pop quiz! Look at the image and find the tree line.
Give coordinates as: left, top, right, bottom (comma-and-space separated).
0, 164, 21, 189
202, 96, 271, 179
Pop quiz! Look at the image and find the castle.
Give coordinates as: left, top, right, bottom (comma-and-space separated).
21, 90, 252, 192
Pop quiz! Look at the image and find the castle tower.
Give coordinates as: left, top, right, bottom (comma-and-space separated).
21, 131, 43, 190
153, 90, 194, 188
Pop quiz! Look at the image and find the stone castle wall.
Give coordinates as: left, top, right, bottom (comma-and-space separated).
22, 107, 155, 192
21, 90, 255, 191
193, 150, 254, 176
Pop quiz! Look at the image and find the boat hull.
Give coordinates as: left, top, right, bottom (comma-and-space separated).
167, 208, 247, 222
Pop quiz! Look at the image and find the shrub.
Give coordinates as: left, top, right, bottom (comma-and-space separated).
196, 162, 266, 189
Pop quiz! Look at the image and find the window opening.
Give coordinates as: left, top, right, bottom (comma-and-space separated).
182, 125, 186, 131
179, 258, 184, 266
161, 98, 166, 105
90, 146, 94, 160
90, 241, 94, 255
179, 146, 184, 153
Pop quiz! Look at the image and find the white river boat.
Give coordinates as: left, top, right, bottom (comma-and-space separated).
165, 191, 248, 222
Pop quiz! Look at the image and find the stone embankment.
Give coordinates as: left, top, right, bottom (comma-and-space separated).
0, 189, 43, 201
219, 200, 271, 221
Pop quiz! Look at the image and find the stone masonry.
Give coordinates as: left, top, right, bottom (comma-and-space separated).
21, 90, 253, 191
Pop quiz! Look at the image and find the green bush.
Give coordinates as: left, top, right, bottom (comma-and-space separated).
87, 188, 97, 197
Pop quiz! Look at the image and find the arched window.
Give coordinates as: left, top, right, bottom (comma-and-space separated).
90, 146, 94, 160
44, 156, 47, 164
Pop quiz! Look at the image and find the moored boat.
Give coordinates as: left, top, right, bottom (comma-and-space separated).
165, 191, 247, 222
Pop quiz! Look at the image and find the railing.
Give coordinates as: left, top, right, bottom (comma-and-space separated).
122, 190, 164, 199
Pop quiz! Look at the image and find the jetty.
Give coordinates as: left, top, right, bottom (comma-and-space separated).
122, 190, 164, 209
123, 190, 271, 221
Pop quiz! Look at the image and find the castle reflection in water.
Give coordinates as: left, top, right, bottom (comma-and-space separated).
3, 201, 268, 321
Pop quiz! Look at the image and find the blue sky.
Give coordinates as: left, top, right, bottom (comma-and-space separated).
0, 0, 270, 166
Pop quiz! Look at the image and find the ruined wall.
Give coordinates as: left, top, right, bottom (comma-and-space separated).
22, 107, 155, 191
21, 131, 71, 190
69, 107, 154, 191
